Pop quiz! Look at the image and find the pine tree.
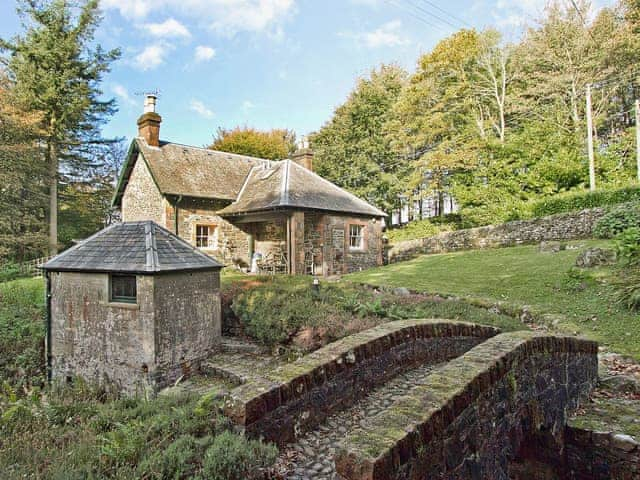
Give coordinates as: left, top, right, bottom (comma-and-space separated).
1, 0, 120, 254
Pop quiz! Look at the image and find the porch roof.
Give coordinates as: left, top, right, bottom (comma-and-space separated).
218, 160, 387, 218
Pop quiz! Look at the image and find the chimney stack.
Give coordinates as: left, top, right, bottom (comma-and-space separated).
291, 136, 313, 171
137, 94, 161, 147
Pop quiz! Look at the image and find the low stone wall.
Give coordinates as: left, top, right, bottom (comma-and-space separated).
387, 207, 606, 263
222, 319, 499, 445
565, 425, 639, 479
335, 332, 598, 480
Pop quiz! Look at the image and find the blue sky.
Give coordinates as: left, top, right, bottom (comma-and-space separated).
0, 0, 615, 146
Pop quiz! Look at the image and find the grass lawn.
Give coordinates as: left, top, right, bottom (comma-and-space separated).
348, 240, 640, 360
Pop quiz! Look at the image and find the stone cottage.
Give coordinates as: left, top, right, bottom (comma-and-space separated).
42, 221, 223, 394
112, 95, 386, 276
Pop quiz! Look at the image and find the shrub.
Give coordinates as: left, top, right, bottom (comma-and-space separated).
593, 203, 640, 238
385, 219, 453, 243
0, 278, 45, 390
529, 186, 640, 218
137, 434, 204, 480
615, 227, 640, 266
231, 279, 356, 346
0, 262, 24, 283
200, 431, 277, 480
613, 267, 640, 311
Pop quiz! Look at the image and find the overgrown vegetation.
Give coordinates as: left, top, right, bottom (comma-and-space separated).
348, 240, 640, 359
0, 278, 45, 391
0, 276, 276, 479
0, 382, 276, 479
230, 275, 524, 352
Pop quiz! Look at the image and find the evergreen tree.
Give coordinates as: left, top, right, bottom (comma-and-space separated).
1, 0, 120, 254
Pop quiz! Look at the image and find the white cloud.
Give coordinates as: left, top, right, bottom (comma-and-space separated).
242, 100, 255, 113
194, 45, 216, 62
133, 44, 171, 71
141, 18, 191, 38
341, 20, 409, 48
190, 99, 215, 118
103, 0, 296, 36
112, 84, 136, 106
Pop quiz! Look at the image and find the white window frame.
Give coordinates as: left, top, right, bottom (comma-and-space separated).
349, 224, 365, 251
195, 224, 219, 250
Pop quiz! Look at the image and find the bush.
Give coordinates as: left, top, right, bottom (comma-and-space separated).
200, 431, 277, 480
529, 186, 640, 218
614, 267, 640, 311
231, 279, 358, 346
615, 227, 640, 266
385, 219, 451, 243
0, 262, 24, 283
0, 278, 45, 390
593, 203, 640, 238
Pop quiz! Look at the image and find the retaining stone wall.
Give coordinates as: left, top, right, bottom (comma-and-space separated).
335, 332, 598, 480
223, 319, 499, 445
387, 208, 607, 263
563, 426, 639, 479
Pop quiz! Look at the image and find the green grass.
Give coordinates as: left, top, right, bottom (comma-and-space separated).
348, 240, 640, 359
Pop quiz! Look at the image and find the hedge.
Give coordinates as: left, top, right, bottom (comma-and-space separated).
528, 186, 640, 218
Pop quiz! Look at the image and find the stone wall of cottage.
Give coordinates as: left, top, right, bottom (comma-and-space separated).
320, 214, 383, 275
121, 155, 166, 225
49, 272, 156, 395
153, 271, 221, 387
166, 197, 251, 268
387, 207, 607, 263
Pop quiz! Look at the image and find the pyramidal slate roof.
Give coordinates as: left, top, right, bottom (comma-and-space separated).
218, 160, 387, 218
43, 221, 222, 274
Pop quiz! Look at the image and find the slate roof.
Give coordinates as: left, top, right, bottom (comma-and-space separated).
113, 138, 272, 206
218, 160, 387, 217
113, 137, 387, 218
43, 221, 222, 274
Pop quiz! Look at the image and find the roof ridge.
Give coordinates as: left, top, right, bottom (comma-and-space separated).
235, 165, 256, 202
281, 160, 291, 205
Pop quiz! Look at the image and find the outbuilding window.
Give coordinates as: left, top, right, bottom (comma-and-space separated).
349, 224, 365, 250
110, 275, 137, 303
195, 224, 218, 249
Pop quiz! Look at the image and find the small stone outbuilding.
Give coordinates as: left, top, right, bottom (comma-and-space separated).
43, 221, 223, 395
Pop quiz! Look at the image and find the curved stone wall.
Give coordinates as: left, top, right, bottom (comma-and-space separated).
335, 331, 598, 480
222, 319, 499, 445
387, 207, 606, 263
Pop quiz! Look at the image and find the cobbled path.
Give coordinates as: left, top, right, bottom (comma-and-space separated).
274, 363, 440, 479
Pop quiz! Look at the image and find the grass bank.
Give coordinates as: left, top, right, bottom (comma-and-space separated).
348, 240, 640, 359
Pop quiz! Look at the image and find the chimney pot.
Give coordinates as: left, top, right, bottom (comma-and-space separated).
137, 95, 161, 147
292, 137, 313, 171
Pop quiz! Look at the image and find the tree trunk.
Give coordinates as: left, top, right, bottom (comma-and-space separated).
48, 140, 58, 255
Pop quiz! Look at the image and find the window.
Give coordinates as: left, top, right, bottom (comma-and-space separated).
349, 224, 365, 250
195, 224, 218, 249
110, 275, 137, 303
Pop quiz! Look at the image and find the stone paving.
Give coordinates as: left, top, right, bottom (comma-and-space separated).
274, 363, 441, 480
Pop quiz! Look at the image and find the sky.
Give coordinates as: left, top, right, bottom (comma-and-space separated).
0, 0, 617, 147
